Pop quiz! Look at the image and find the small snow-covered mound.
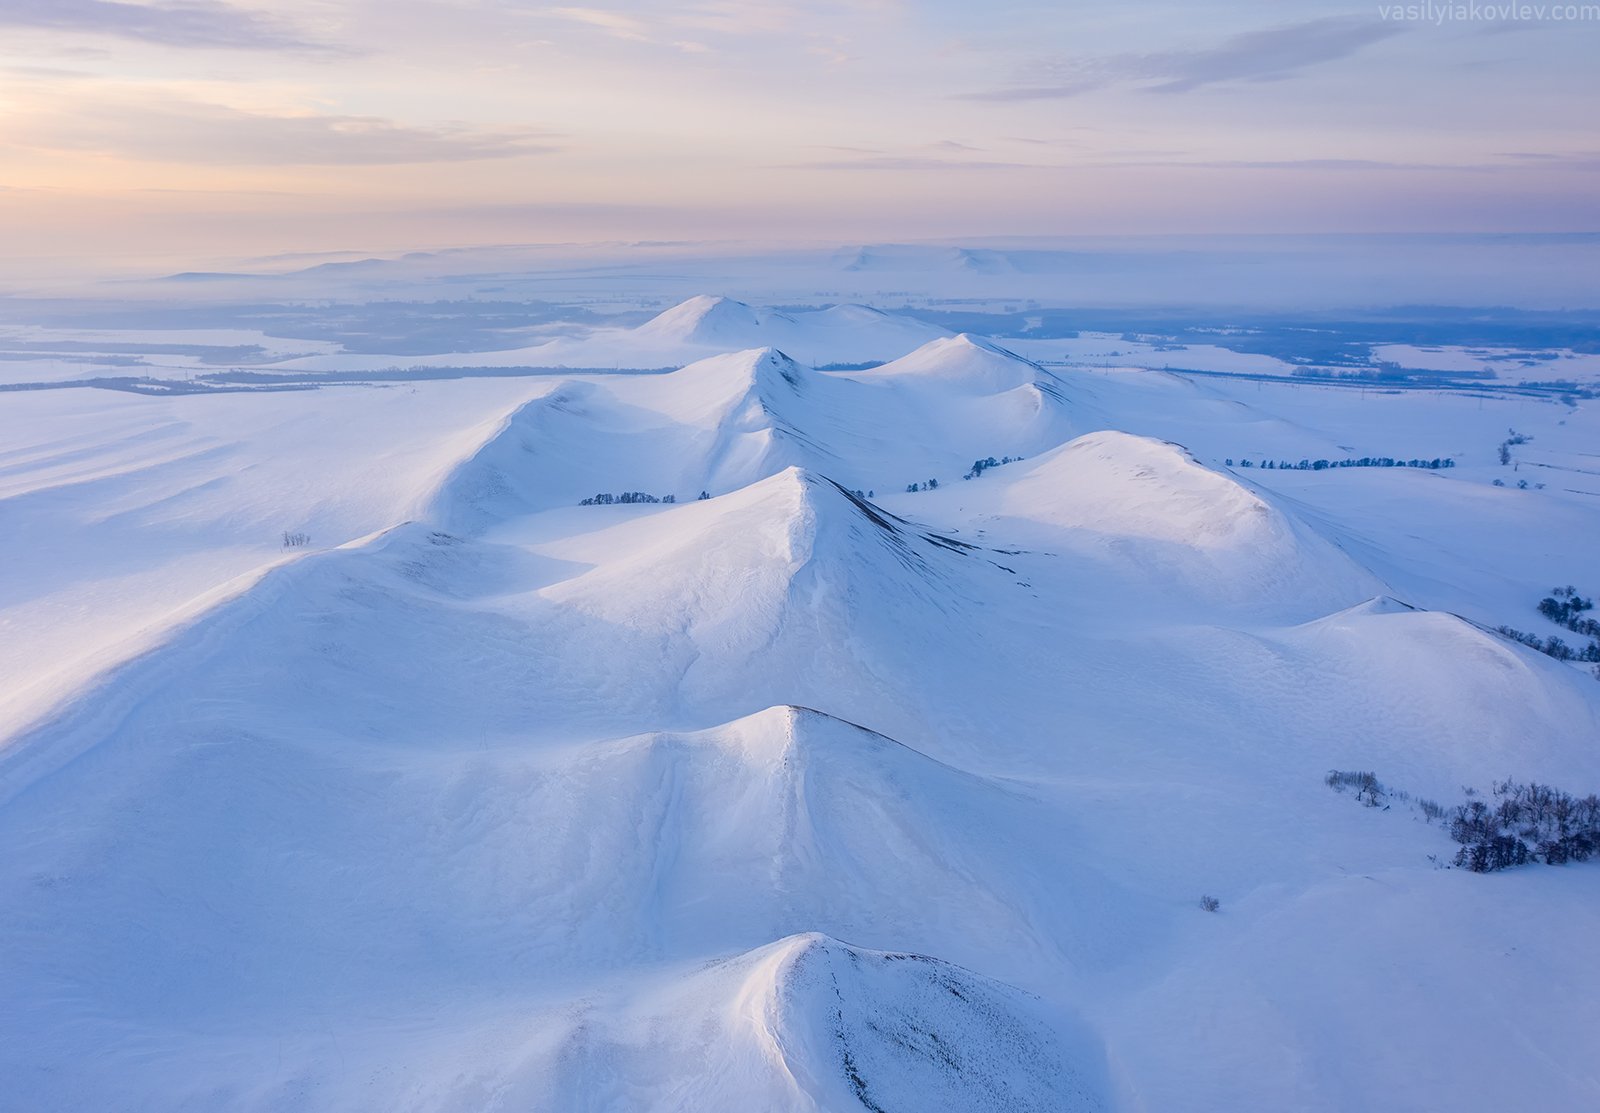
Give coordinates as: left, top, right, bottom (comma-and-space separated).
635, 294, 770, 346
989, 430, 1381, 612
1270, 600, 1600, 792
863, 333, 1040, 394
1002, 430, 1278, 549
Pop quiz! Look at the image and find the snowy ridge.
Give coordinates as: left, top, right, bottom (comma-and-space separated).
424, 381, 607, 531
536, 468, 1016, 716
6, 300, 1600, 1111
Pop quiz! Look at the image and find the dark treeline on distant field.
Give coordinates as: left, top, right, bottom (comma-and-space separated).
1496, 585, 1600, 667
898, 305, 1600, 363
1227, 456, 1455, 471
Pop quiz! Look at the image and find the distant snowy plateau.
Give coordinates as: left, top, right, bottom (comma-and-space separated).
2, 294, 1599, 1112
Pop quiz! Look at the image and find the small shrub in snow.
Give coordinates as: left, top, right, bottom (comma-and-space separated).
1499, 429, 1531, 466
1199, 895, 1221, 913
281, 530, 311, 548
1326, 769, 1385, 807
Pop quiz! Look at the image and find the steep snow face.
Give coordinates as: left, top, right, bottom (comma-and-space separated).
425, 381, 613, 532
637, 346, 810, 428
731, 934, 1108, 1113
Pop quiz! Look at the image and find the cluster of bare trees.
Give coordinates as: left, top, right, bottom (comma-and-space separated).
579, 492, 677, 505
1326, 769, 1600, 873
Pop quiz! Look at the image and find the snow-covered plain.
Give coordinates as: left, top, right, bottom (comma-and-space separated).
2, 291, 1599, 1112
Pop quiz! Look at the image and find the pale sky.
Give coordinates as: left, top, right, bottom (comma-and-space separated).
1, 0, 1596, 273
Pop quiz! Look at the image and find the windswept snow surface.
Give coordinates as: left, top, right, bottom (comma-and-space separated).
4, 294, 1600, 1113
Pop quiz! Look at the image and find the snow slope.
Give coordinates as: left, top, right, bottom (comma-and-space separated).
3, 298, 1600, 1112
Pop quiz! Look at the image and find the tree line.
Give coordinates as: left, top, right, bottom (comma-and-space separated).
1227, 456, 1456, 471
579, 492, 677, 505
1495, 584, 1600, 668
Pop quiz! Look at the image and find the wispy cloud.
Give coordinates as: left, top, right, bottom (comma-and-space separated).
1170, 157, 1486, 171
547, 7, 652, 42
8, 97, 557, 165
0, 0, 334, 52
965, 16, 1406, 101
784, 155, 1037, 171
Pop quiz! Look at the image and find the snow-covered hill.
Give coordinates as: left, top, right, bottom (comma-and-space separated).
3, 296, 1600, 1112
